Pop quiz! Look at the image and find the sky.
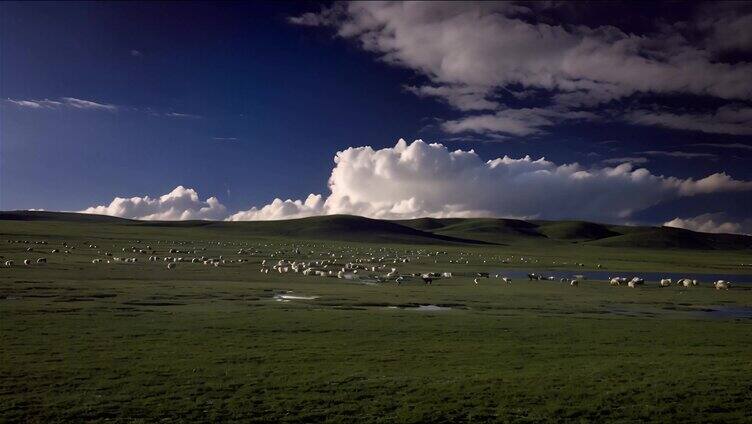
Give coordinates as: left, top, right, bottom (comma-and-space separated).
2, 1, 752, 234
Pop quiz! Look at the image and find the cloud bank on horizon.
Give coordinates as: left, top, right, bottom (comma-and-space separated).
81, 139, 752, 233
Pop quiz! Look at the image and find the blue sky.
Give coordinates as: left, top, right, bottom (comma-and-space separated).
2, 2, 752, 233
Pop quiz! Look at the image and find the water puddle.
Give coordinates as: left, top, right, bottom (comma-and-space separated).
697, 306, 752, 319
495, 269, 752, 285
272, 292, 320, 302
384, 304, 453, 312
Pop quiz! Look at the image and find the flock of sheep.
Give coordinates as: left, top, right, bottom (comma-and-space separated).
607, 276, 731, 290
1, 238, 738, 290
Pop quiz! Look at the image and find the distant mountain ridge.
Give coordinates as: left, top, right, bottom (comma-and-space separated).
1, 210, 750, 249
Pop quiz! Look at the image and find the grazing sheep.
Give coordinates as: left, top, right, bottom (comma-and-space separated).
473, 278, 480, 286
92, 259, 102, 264
167, 262, 176, 270
659, 278, 672, 287
23, 259, 31, 266
570, 279, 579, 287
502, 277, 512, 284
4, 260, 13, 267
628, 277, 644, 288
36, 258, 47, 264
713, 280, 731, 290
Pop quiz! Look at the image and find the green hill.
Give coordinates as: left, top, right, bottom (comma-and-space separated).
430, 218, 542, 244
1, 211, 750, 249
0, 210, 131, 223
535, 221, 621, 241
586, 226, 752, 250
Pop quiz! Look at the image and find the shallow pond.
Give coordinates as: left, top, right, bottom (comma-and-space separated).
493, 269, 752, 285
698, 306, 752, 319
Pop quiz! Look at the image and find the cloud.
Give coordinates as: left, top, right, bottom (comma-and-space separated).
442, 107, 597, 136
695, 2, 752, 54
164, 112, 201, 119
227, 195, 325, 221
641, 150, 718, 159
213, 137, 239, 142
290, 2, 752, 137
627, 105, 752, 135
130, 49, 143, 57
82, 186, 227, 220
7, 98, 200, 118
405, 85, 498, 111
229, 139, 752, 222
6, 97, 117, 111
664, 212, 752, 235
61, 97, 117, 111
6, 99, 62, 109
690, 142, 752, 150
601, 157, 649, 165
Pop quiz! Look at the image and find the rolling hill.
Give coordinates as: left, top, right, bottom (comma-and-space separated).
1, 210, 750, 249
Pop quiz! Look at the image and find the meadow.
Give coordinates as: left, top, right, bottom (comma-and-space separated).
1, 213, 751, 422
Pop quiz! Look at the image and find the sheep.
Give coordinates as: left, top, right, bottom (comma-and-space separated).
502, 277, 512, 284
36, 258, 47, 264
677, 278, 695, 287
167, 262, 176, 270
23, 259, 31, 266
92, 259, 102, 264
628, 277, 644, 288
473, 278, 480, 286
713, 280, 731, 290
51, 249, 59, 253
442, 272, 453, 278
570, 279, 579, 287
4, 260, 13, 267
659, 278, 672, 287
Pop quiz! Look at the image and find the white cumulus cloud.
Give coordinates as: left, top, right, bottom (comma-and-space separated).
82, 186, 227, 220
664, 213, 752, 235
80, 140, 752, 223
229, 139, 752, 222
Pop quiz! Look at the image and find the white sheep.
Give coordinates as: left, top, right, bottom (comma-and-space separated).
659, 278, 672, 287
713, 280, 731, 290
628, 278, 644, 288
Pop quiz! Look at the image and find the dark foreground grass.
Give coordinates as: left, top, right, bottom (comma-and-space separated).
1, 220, 752, 422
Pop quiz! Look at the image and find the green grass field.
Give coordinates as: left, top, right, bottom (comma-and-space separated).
1, 213, 752, 422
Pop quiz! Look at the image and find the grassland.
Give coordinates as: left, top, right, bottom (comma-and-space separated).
1, 213, 752, 422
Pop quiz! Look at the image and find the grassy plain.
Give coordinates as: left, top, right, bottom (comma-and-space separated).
1, 215, 752, 422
